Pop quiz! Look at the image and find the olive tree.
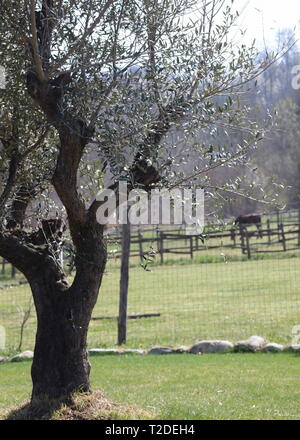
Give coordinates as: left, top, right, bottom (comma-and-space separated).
0, 0, 277, 404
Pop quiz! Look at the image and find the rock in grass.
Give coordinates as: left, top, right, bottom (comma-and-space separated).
120, 349, 146, 355
0, 357, 7, 363
88, 348, 145, 356
189, 340, 233, 354
148, 347, 173, 355
11, 350, 34, 362
89, 349, 121, 355
263, 343, 284, 353
284, 344, 300, 353
234, 336, 265, 353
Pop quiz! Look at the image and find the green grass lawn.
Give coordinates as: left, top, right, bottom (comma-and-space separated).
0, 353, 300, 420
1, 254, 300, 351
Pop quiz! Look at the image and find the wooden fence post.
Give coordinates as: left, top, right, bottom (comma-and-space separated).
267, 219, 271, 245
190, 236, 193, 260
277, 210, 281, 241
138, 230, 143, 263
280, 223, 286, 251
245, 231, 251, 259
159, 231, 164, 264
240, 226, 245, 254
118, 222, 131, 346
230, 228, 236, 247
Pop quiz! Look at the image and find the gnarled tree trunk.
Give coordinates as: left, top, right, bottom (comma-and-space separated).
29, 248, 106, 400
0, 217, 107, 402
31, 218, 107, 400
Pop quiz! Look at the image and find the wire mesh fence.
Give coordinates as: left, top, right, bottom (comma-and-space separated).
1, 208, 300, 353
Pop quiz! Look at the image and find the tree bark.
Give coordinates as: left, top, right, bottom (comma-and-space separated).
30, 276, 92, 399
28, 235, 107, 400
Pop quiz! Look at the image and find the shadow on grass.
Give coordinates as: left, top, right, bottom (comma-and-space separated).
7, 395, 73, 420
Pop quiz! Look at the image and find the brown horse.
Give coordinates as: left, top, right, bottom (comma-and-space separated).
235, 214, 263, 238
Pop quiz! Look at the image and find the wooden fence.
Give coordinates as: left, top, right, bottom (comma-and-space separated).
106, 221, 300, 262
2, 210, 300, 276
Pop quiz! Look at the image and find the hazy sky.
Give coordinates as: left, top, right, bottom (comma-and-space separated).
234, 0, 300, 47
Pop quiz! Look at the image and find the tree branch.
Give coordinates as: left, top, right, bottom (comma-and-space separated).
0, 231, 42, 274
0, 148, 20, 210
20, 126, 50, 160
48, 0, 117, 76
30, 0, 47, 81
52, 119, 89, 229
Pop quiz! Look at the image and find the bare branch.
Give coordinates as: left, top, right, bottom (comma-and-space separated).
204, 184, 272, 205
30, 0, 47, 81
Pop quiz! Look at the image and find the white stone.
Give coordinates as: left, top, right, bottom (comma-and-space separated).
263, 343, 284, 353
189, 340, 234, 354
11, 350, 34, 362
234, 336, 265, 353
88, 349, 122, 355
88, 348, 146, 355
119, 349, 146, 355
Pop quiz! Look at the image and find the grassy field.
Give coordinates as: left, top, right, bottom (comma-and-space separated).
1, 353, 300, 420
1, 253, 300, 352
